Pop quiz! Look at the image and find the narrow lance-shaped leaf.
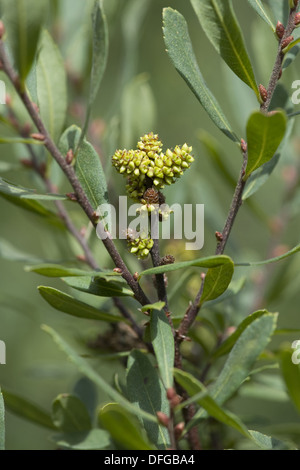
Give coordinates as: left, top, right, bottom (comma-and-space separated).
190, 0, 259, 99
247, 0, 275, 31
0, 177, 67, 201
139, 254, 233, 278
0, 179, 65, 225
78, 0, 109, 148
42, 324, 158, 424
213, 310, 268, 359
195, 312, 278, 417
59, 125, 109, 211
1, 388, 55, 430
126, 350, 170, 450
38, 286, 126, 323
2, 0, 47, 84
235, 241, 300, 267
150, 310, 174, 390
200, 259, 234, 304
0, 136, 45, 145
162, 8, 238, 142
63, 275, 133, 298
36, 30, 67, 144
25, 263, 119, 279
243, 108, 293, 199
174, 369, 252, 439
99, 403, 155, 450
244, 110, 287, 179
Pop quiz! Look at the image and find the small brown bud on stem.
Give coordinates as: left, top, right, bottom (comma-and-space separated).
174, 422, 185, 441
156, 412, 169, 427
241, 139, 248, 153
66, 149, 74, 164
31, 133, 45, 142
259, 84, 268, 102
66, 192, 77, 202
113, 267, 123, 274
159, 254, 175, 266
276, 21, 285, 39
281, 36, 294, 51
295, 12, 300, 26
215, 231, 223, 242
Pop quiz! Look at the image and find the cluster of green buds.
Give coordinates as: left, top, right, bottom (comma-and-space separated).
112, 132, 194, 201
112, 132, 194, 259
126, 229, 154, 259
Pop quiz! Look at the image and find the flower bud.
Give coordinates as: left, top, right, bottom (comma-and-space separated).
275, 21, 285, 39
156, 412, 169, 427
259, 84, 268, 103
281, 36, 294, 51
295, 12, 300, 26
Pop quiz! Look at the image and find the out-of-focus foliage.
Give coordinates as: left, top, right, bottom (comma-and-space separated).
0, 0, 300, 450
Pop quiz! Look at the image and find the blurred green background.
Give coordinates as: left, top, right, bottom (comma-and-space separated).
1, 0, 300, 449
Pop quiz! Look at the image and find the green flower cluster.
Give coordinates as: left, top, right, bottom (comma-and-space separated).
112, 132, 194, 201
126, 229, 154, 259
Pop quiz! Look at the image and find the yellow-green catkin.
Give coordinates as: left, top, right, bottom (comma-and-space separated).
112, 132, 194, 201
112, 132, 194, 259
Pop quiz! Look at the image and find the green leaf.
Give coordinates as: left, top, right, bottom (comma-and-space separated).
245, 110, 287, 178
38, 286, 126, 322
52, 394, 92, 432
51, 429, 111, 450
150, 310, 174, 389
99, 403, 155, 450
2, 389, 55, 430
59, 125, 109, 211
36, 30, 67, 143
190, 0, 259, 99
204, 276, 246, 307
282, 37, 300, 55
162, 8, 238, 142
2, 0, 47, 83
249, 430, 294, 450
213, 310, 268, 359
63, 275, 133, 297
0, 387, 5, 450
280, 348, 300, 413
140, 301, 165, 313
42, 324, 158, 424
0, 136, 45, 145
139, 255, 233, 279
0, 178, 65, 223
247, 0, 275, 31
174, 369, 251, 439
25, 263, 119, 279
235, 242, 300, 267
207, 312, 277, 406
200, 259, 234, 303
126, 350, 170, 449
78, 0, 109, 147
192, 312, 277, 427
0, 177, 67, 201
